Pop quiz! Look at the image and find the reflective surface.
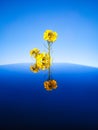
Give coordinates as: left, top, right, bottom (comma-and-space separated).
0, 63, 98, 130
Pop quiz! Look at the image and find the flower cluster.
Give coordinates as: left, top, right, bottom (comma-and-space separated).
44, 80, 57, 91
30, 48, 51, 73
30, 30, 58, 91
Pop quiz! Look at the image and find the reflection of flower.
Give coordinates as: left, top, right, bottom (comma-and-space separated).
44, 81, 52, 91
30, 64, 39, 73
44, 80, 57, 91
30, 48, 40, 58
43, 30, 58, 42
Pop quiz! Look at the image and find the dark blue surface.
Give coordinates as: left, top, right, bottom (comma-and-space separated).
0, 63, 98, 130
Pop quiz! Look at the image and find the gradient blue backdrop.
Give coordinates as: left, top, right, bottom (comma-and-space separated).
0, 0, 98, 67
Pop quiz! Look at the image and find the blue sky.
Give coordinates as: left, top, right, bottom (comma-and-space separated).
0, 0, 98, 67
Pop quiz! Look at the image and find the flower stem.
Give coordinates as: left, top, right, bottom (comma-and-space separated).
48, 41, 51, 80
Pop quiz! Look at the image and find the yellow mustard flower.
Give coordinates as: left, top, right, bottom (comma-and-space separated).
30, 64, 39, 73
43, 30, 58, 42
36, 53, 45, 61
36, 53, 51, 70
30, 48, 40, 58
42, 62, 50, 69
38, 62, 50, 70
42, 53, 51, 63
36, 53, 44, 69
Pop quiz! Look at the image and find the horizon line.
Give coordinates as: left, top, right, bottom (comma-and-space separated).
0, 62, 98, 69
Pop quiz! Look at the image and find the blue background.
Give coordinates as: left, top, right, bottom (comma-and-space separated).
0, 0, 98, 130
0, 0, 98, 67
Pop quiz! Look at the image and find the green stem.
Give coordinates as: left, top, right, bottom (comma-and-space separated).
48, 41, 51, 80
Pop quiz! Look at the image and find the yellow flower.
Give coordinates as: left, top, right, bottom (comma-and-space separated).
39, 62, 50, 70
36, 53, 51, 70
36, 53, 45, 61
43, 30, 58, 42
42, 53, 51, 63
30, 48, 40, 58
30, 64, 39, 73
